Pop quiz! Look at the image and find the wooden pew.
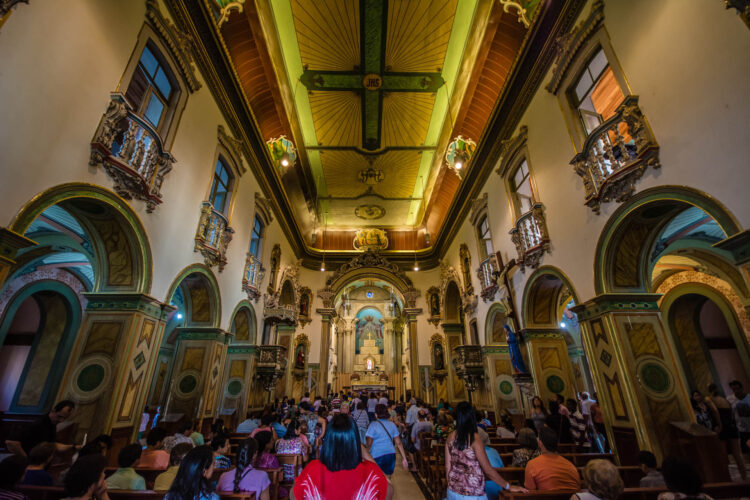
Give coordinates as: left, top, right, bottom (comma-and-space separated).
497, 481, 750, 500
18, 486, 256, 500
257, 467, 283, 500
493, 466, 644, 488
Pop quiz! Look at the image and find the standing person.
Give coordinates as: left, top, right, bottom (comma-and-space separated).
138, 407, 150, 441
530, 396, 547, 433
217, 438, 270, 500
588, 395, 608, 452
21, 442, 55, 486
293, 414, 390, 500
566, 399, 588, 448
378, 393, 388, 406
139, 428, 170, 469
351, 401, 370, 442
106, 444, 146, 490
366, 404, 408, 477
313, 396, 323, 412
546, 401, 573, 444
351, 392, 362, 409
6, 400, 78, 457
164, 446, 218, 500
692, 390, 719, 431
445, 401, 525, 499
154, 443, 193, 491
405, 398, 420, 428
556, 395, 570, 417
410, 409, 434, 472
580, 392, 595, 425
367, 393, 378, 422
728, 380, 750, 454
301, 392, 311, 404
707, 383, 746, 479
524, 427, 580, 491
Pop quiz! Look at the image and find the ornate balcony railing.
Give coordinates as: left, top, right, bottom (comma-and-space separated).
242, 254, 265, 302
90, 93, 175, 212
570, 95, 660, 213
194, 202, 233, 271
254, 345, 288, 393
510, 202, 550, 271
477, 254, 500, 302
452, 345, 485, 393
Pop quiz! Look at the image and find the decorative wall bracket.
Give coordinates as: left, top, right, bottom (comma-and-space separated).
242, 254, 265, 302
477, 254, 500, 302
570, 96, 660, 213
724, 0, 750, 29
452, 345, 485, 392
262, 292, 298, 324
0, 0, 28, 18
89, 93, 175, 212
510, 202, 550, 271
194, 201, 233, 271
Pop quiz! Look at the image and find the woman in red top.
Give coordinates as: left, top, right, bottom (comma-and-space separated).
293, 414, 390, 500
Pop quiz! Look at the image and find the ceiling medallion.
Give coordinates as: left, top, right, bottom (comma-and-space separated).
362, 74, 383, 91
355, 204, 386, 220
358, 166, 384, 185
353, 228, 389, 252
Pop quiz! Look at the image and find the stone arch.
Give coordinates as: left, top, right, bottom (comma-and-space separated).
485, 302, 510, 345
229, 300, 256, 344
522, 266, 580, 330
594, 186, 741, 294
0, 280, 82, 413
164, 264, 221, 329
8, 183, 152, 294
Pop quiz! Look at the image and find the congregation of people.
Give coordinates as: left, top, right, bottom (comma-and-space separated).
2, 383, 750, 500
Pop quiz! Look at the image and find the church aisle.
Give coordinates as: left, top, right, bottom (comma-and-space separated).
390, 454, 429, 500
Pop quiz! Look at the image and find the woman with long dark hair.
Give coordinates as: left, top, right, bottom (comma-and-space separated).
276, 419, 308, 482
446, 402, 525, 499
293, 414, 389, 500
530, 396, 547, 433
164, 445, 217, 500
217, 438, 270, 500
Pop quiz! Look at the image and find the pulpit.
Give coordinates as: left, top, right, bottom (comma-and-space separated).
668, 421, 730, 483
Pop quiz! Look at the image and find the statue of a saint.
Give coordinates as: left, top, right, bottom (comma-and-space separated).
295, 344, 305, 369
504, 324, 528, 374
430, 293, 440, 317
434, 343, 445, 371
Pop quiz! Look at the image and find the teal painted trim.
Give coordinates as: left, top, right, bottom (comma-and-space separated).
228, 345, 256, 354
84, 292, 172, 319
0, 280, 82, 414
572, 293, 662, 321
277, 324, 296, 333
177, 327, 230, 343
483, 346, 510, 354
307, 363, 320, 369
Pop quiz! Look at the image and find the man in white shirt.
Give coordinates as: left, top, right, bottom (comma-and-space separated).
729, 380, 750, 451
236, 412, 259, 433
405, 398, 421, 426
300, 392, 311, 403
378, 393, 388, 406
313, 396, 323, 411
580, 392, 595, 424
351, 392, 362, 409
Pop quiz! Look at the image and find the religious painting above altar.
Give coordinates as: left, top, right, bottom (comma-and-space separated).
355, 307, 384, 354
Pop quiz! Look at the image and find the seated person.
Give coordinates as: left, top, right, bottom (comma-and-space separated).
271, 415, 288, 440
250, 413, 278, 440
190, 421, 205, 446
482, 431, 505, 500
524, 427, 580, 491
64, 454, 109, 500
138, 427, 170, 469
154, 443, 193, 491
496, 411, 516, 439
22, 442, 56, 486
638, 450, 665, 488
236, 412, 260, 434
572, 459, 623, 500
293, 414, 390, 500
512, 428, 541, 467
164, 446, 218, 500
658, 457, 714, 500
276, 419, 308, 482
252, 431, 289, 499
163, 420, 196, 453
211, 435, 232, 469
0, 455, 28, 500
217, 438, 270, 500
106, 444, 146, 490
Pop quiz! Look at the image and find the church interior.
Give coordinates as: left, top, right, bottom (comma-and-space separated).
1, 0, 750, 499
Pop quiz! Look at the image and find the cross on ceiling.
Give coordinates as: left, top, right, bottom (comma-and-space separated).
299, 0, 446, 151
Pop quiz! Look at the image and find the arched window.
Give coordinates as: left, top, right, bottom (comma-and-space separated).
249, 215, 264, 258
568, 47, 625, 135
509, 159, 536, 217
125, 42, 178, 131
209, 157, 234, 214
476, 215, 494, 260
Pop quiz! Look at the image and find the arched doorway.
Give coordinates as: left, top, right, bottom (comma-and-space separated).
522, 266, 592, 403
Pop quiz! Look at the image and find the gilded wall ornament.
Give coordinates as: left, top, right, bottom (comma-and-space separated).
355, 204, 386, 220
353, 228, 389, 251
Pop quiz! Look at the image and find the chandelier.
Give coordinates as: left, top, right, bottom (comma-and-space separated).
266, 136, 297, 169
445, 135, 476, 175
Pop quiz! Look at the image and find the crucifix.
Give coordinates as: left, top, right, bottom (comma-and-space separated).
299, 0, 446, 151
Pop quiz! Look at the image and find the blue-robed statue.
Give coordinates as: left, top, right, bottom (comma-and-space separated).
504, 324, 528, 374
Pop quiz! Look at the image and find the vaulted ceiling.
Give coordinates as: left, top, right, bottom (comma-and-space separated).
173, 0, 583, 266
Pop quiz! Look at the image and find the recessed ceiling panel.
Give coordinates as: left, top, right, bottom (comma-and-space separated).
381, 92, 435, 147
291, 0, 361, 71
309, 91, 362, 147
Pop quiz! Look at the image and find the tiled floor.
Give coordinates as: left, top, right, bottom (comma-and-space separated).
390, 453, 429, 499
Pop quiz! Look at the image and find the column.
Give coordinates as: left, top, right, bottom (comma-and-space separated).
521, 329, 578, 404
572, 293, 692, 462
383, 318, 394, 372
167, 328, 230, 431
220, 344, 256, 425
405, 307, 421, 399
443, 324, 464, 402
57, 293, 173, 443
317, 307, 335, 397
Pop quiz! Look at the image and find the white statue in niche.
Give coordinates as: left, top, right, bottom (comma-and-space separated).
366, 358, 374, 371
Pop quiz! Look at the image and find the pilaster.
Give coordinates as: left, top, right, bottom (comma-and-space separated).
405, 307, 421, 399
317, 307, 335, 396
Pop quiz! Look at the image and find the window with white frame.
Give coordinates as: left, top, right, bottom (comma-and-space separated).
249, 215, 264, 258
208, 157, 234, 214
477, 215, 494, 260
509, 159, 536, 216
568, 47, 625, 135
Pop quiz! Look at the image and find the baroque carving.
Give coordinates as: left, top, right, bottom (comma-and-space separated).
145, 0, 201, 93
89, 93, 175, 213
0, 0, 27, 18
326, 249, 413, 289
194, 202, 234, 271
353, 228, 389, 251
497, 126, 529, 177
218, 125, 248, 175
468, 193, 489, 226
254, 193, 274, 224
509, 202, 550, 271
546, 0, 605, 95
439, 261, 477, 318
724, 0, 750, 29
570, 96, 660, 213
459, 244, 475, 295
242, 254, 265, 302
